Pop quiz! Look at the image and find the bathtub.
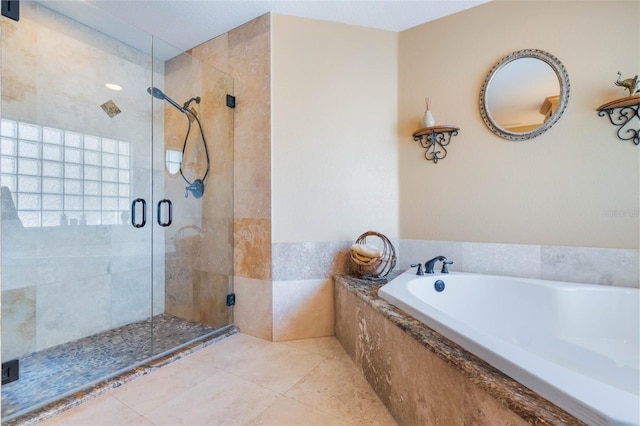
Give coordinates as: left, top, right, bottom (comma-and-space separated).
378, 269, 639, 426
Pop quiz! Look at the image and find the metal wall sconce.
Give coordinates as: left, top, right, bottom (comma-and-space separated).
597, 95, 640, 145
413, 126, 459, 163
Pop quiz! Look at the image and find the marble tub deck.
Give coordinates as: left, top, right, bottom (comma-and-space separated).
334, 273, 585, 425
2, 314, 238, 425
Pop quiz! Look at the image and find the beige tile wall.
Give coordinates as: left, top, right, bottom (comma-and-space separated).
190, 14, 274, 339
192, 14, 339, 342
162, 47, 234, 327
190, 14, 398, 342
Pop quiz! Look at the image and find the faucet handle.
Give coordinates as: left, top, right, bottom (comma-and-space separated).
441, 260, 453, 274
410, 263, 424, 276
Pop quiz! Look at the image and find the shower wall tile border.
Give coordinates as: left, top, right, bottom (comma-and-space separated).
399, 240, 639, 288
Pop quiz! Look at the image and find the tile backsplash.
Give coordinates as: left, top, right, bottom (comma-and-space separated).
400, 240, 639, 289
271, 239, 638, 288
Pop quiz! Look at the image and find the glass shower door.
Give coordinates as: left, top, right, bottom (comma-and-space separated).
151, 39, 235, 356
1, 2, 234, 421
0, 2, 155, 419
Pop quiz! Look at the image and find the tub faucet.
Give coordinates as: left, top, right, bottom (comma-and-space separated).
410, 263, 425, 275
425, 256, 453, 274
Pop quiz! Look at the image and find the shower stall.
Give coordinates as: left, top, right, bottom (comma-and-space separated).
0, 1, 235, 421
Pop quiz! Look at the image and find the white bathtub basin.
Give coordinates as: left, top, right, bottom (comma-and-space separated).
378, 269, 639, 426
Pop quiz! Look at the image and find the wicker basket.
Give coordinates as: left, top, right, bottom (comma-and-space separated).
350, 231, 396, 280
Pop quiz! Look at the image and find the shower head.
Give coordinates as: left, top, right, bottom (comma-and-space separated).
147, 87, 186, 113
147, 86, 166, 100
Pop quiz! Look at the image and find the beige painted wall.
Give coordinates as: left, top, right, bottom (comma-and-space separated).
271, 14, 400, 243
399, 0, 639, 249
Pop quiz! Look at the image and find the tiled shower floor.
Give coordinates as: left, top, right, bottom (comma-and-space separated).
1, 314, 219, 420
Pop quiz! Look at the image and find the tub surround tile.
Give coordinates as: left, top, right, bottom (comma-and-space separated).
400, 240, 540, 278
272, 241, 325, 281
334, 274, 585, 426
273, 240, 352, 281
541, 245, 639, 288
399, 239, 465, 271
400, 239, 639, 288
461, 242, 541, 279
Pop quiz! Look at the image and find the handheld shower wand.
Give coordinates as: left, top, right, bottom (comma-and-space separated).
147, 87, 210, 199
147, 87, 186, 113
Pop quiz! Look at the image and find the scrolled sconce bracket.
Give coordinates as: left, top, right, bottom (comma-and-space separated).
413, 126, 459, 164
597, 95, 640, 145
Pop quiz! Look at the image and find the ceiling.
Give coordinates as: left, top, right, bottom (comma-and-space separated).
74, 0, 489, 54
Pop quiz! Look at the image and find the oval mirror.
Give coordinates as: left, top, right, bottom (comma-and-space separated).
479, 49, 570, 141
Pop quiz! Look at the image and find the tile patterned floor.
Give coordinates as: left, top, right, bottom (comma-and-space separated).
39, 333, 398, 425
2, 314, 218, 420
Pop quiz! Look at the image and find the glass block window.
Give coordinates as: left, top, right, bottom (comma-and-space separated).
0, 119, 131, 227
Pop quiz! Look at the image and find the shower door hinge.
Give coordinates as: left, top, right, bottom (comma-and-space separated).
2, 0, 20, 21
226, 95, 236, 109
226, 293, 236, 307
2, 359, 19, 385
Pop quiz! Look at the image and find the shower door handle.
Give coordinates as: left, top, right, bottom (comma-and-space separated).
157, 199, 173, 227
131, 198, 147, 228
